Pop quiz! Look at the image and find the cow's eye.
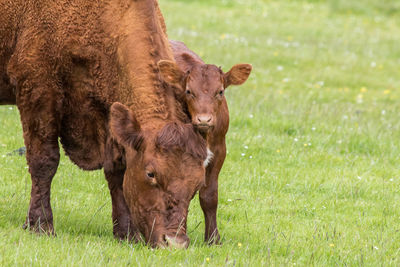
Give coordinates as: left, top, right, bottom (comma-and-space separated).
218, 90, 224, 97
185, 89, 191, 95
146, 171, 158, 185
146, 172, 155, 178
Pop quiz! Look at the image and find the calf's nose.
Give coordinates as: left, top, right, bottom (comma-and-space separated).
196, 114, 212, 125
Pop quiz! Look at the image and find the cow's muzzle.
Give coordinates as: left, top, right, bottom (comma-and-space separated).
156, 235, 190, 249
161, 234, 190, 249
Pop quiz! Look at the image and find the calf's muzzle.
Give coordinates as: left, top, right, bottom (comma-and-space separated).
194, 114, 214, 132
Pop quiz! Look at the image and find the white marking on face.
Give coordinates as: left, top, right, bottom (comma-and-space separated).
203, 148, 214, 167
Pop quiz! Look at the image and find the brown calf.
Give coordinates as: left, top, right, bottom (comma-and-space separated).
158, 40, 252, 243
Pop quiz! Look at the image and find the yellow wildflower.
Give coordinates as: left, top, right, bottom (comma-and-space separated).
360, 87, 367, 93
238, 242, 242, 248
384, 90, 391, 95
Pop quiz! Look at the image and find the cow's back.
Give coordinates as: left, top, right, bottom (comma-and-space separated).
0, 0, 119, 170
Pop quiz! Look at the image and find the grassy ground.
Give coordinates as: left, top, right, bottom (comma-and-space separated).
1, 0, 400, 265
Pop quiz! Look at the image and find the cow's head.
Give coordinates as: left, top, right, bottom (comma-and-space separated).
110, 102, 207, 248
158, 56, 252, 133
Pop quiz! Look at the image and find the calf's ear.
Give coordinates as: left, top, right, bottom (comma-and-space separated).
224, 64, 252, 88
109, 102, 143, 151
179, 53, 199, 72
158, 60, 185, 87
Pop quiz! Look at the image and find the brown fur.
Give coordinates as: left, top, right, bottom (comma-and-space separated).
159, 40, 252, 244
156, 122, 207, 160
0, 0, 207, 248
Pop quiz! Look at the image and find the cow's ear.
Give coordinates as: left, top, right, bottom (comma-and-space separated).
110, 102, 143, 151
224, 64, 252, 88
158, 60, 185, 87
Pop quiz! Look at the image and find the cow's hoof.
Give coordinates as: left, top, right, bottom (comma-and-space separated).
205, 233, 222, 246
22, 222, 56, 236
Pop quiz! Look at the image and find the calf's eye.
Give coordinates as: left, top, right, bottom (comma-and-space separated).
185, 90, 191, 95
218, 90, 224, 96
146, 172, 155, 178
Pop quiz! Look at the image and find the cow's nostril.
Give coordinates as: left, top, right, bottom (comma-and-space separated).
206, 117, 212, 122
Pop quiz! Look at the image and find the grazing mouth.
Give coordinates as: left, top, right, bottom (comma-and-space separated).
163, 235, 189, 249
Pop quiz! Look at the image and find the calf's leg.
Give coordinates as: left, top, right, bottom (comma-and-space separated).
199, 144, 226, 244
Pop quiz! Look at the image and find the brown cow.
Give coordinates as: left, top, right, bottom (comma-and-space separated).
158, 40, 252, 243
0, 0, 208, 248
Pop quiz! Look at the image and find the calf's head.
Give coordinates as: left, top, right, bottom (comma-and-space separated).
110, 102, 207, 248
158, 56, 252, 133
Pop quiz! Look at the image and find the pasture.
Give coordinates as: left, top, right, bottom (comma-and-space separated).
1, 0, 400, 265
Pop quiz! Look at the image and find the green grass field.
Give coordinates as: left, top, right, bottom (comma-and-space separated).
1, 0, 400, 265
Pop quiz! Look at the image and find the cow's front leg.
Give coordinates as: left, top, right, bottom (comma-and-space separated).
17, 96, 61, 235
199, 144, 226, 245
8, 40, 65, 235
104, 168, 141, 242
23, 142, 59, 235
